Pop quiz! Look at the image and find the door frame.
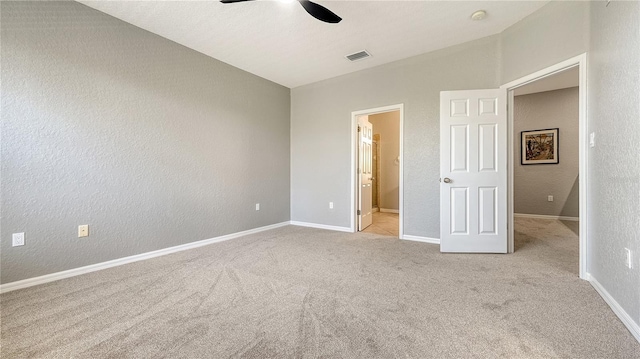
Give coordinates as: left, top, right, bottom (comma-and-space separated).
500, 53, 588, 279
350, 104, 404, 238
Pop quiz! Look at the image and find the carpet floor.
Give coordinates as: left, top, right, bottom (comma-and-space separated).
1, 218, 639, 358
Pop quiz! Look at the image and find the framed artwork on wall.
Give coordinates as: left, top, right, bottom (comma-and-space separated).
521, 128, 559, 165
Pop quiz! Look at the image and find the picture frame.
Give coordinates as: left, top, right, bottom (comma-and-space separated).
521, 128, 559, 165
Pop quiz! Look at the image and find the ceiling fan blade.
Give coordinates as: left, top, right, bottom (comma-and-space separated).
298, 0, 342, 23
220, 0, 255, 3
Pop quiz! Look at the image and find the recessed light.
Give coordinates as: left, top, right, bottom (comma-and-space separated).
471, 10, 487, 21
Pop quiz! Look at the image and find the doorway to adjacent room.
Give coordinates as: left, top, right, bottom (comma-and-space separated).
351, 104, 403, 238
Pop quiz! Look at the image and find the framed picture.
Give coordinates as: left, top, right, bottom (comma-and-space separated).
521, 128, 559, 165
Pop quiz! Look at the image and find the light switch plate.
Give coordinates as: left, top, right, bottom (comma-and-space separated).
12, 233, 25, 247
589, 132, 595, 148
625, 248, 633, 269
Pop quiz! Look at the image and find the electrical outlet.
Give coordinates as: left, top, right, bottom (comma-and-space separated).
548, 195, 554, 202
78, 225, 89, 238
12, 232, 25, 247
624, 248, 633, 269
329, 202, 334, 209
255, 203, 260, 211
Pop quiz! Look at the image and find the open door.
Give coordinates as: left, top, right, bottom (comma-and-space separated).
358, 116, 373, 230
440, 89, 507, 252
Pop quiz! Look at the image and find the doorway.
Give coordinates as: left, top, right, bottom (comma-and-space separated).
350, 104, 404, 238
502, 54, 588, 279
512, 67, 580, 274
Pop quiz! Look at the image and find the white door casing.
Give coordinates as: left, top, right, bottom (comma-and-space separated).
350, 104, 404, 237
501, 54, 587, 279
358, 116, 373, 230
440, 89, 507, 253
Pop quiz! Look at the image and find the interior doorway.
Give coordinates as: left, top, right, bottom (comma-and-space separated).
502, 54, 588, 279
512, 67, 580, 275
350, 104, 404, 238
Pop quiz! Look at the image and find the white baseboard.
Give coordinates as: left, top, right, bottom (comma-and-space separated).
372, 207, 380, 212
514, 213, 579, 222
0, 221, 290, 294
402, 234, 440, 245
588, 274, 640, 343
289, 221, 353, 233
380, 208, 399, 214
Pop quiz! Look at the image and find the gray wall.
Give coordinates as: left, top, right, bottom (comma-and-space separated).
587, 0, 640, 330
514, 88, 579, 218
369, 112, 400, 211
500, 1, 590, 84
290, 0, 592, 237
1, 1, 291, 284
291, 35, 500, 236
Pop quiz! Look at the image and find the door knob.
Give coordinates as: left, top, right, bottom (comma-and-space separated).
443, 177, 452, 184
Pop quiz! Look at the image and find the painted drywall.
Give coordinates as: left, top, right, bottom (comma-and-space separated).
500, 1, 589, 84
291, 35, 500, 236
587, 0, 640, 330
289, 0, 592, 237
369, 111, 400, 211
514, 87, 579, 218
1, 1, 290, 284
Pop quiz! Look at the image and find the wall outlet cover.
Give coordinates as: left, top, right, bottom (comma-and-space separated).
78, 225, 89, 238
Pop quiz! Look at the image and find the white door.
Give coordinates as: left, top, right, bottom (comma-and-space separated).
440, 89, 507, 252
358, 116, 373, 230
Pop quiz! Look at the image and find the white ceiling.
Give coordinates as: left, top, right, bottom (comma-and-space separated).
78, 0, 549, 88
514, 66, 579, 96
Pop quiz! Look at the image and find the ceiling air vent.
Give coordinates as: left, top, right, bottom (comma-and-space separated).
346, 50, 371, 62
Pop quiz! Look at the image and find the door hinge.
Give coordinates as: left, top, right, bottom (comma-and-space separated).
357, 210, 361, 215
357, 126, 361, 132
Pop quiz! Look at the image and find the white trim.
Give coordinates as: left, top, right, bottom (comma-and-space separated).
501, 53, 588, 280
402, 235, 440, 245
350, 104, 404, 238
372, 207, 380, 212
379, 208, 399, 214
289, 221, 352, 233
0, 222, 290, 294
507, 89, 515, 254
514, 213, 579, 222
588, 274, 640, 343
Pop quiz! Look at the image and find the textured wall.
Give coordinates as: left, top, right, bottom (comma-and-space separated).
500, 1, 589, 84
1, 1, 290, 284
291, 35, 500, 236
514, 88, 579, 217
587, 0, 640, 330
369, 112, 400, 211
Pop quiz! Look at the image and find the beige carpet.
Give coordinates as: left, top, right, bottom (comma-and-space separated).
2, 218, 639, 358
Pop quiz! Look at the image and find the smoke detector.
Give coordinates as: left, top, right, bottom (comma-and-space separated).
471, 10, 487, 21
